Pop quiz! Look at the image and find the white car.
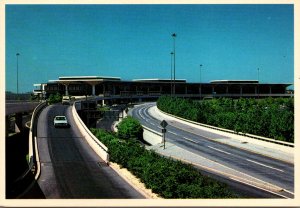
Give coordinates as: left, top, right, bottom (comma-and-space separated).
53, 116, 69, 128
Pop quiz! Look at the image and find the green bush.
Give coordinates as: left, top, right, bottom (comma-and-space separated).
157, 96, 294, 143
117, 116, 143, 141
90, 128, 236, 198
47, 92, 62, 104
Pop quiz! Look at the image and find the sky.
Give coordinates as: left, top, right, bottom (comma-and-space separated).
5, 4, 294, 93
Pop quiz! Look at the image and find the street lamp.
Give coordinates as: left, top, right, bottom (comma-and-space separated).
257, 68, 260, 98
170, 52, 174, 96
200, 64, 203, 99
171, 33, 176, 95
16, 53, 20, 96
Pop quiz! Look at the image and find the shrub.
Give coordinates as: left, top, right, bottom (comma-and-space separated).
157, 96, 294, 143
47, 92, 62, 104
117, 116, 143, 141
90, 128, 236, 198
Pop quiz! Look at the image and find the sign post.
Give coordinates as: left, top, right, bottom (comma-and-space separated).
160, 120, 168, 149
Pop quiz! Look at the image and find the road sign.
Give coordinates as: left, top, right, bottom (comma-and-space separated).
160, 120, 168, 128
160, 120, 168, 150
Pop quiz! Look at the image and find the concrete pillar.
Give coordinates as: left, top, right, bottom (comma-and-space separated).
269, 86, 272, 94
102, 99, 105, 106
6, 116, 10, 137
64, 84, 69, 96
240, 86, 243, 95
226, 86, 229, 94
92, 84, 96, 96
15, 113, 23, 133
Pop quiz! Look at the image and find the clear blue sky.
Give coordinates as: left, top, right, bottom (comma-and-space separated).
6, 4, 294, 93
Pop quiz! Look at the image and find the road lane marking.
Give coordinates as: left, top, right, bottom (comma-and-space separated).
168, 131, 178, 136
246, 159, 285, 173
207, 145, 232, 155
183, 136, 199, 144
138, 108, 146, 120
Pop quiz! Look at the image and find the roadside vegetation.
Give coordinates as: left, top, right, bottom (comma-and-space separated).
117, 116, 143, 141
157, 96, 294, 143
90, 117, 236, 198
47, 92, 62, 105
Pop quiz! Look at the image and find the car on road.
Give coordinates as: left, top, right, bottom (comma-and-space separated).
53, 116, 70, 128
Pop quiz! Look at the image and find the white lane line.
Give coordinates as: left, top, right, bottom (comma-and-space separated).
207, 146, 232, 155
246, 159, 285, 173
168, 131, 178, 136
183, 136, 199, 144
138, 108, 145, 120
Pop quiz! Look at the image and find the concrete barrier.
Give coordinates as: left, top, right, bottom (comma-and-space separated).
28, 101, 47, 175
72, 102, 109, 163
11, 101, 47, 198
142, 125, 163, 145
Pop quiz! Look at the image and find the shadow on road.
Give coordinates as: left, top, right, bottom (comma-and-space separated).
6, 129, 45, 199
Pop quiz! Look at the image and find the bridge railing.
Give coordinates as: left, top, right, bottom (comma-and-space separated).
72, 101, 109, 163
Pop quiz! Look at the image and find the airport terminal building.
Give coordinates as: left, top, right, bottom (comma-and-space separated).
33, 76, 293, 101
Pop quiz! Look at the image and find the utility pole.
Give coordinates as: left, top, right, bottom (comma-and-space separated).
257, 68, 260, 99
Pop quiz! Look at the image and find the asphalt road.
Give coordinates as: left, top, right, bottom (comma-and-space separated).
36, 104, 144, 199
130, 103, 294, 197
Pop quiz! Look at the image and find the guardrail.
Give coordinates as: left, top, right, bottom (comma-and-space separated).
72, 101, 109, 163
157, 108, 294, 148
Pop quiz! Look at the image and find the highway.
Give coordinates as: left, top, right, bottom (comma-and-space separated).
6, 101, 39, 116
131, 103, 294, 198
36, 104, 144, 199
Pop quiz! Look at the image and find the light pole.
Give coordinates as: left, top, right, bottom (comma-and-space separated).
16, 53, 20, 96
170, 52, 174, 96
257, 68, 260, 98
200, 64, 203, 99
171, 33, 176, 95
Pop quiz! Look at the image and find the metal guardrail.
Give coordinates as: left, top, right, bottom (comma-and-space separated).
158, 108, 294, 148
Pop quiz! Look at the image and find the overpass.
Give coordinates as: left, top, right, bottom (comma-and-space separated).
5, 101, 40, 136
